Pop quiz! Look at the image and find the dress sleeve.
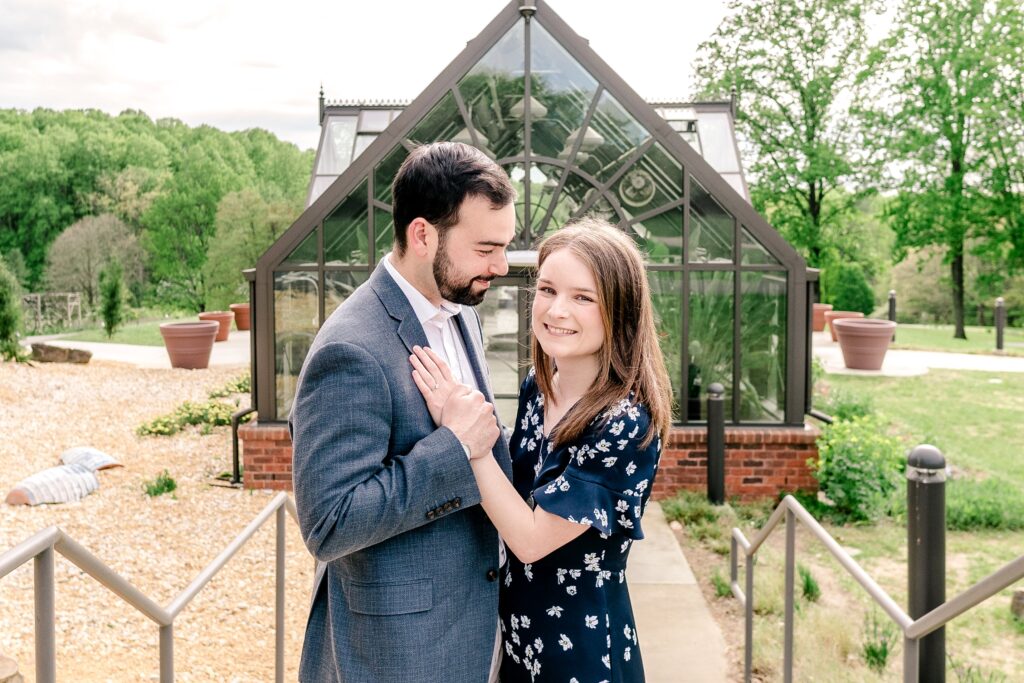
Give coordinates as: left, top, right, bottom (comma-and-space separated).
531, 399, 661, 540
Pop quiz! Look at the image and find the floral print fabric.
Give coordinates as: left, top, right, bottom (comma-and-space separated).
499, 371, 661, 682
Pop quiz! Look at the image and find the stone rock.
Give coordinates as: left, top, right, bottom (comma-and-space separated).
0, 653, 23, 683
31, 343, 91, 364
1012, 589, 1024, 620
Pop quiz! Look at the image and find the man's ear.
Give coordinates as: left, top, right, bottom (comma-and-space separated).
407, 217, 436, 258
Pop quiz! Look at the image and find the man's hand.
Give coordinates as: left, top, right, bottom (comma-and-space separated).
441, 386, 500, 459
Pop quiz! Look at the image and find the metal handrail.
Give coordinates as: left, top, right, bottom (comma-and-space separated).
730, 495, 1024, 682
0, 492, 299, 683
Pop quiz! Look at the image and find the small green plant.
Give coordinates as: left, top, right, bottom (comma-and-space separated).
861, 610, 897, 673
137, 398, 251, 436
208, 373, 251, 398
99, 258, 125, 339
812, 416, 905, 523
822, 386, 875, 422
136, 414, 181, 436
948, 652, 1007, 682
798, 564, 821, 602
661, 490, 720, 526
711, 570, 732, 598
143, 470, 177, 497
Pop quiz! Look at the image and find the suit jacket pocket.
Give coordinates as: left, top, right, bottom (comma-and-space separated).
343, 578, 433, 616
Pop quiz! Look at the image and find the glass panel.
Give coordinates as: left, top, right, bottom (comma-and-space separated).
359, 109, 391, 133
723, 173, 747, 198
741, 226, 781, 266
274, 271, 319, 418
649, 271, 682, 422
316, 116, 357, 175
740, 273, 786, 422
583, 90, 652, 184
531, 163, 579, 243
504, 163, 528, 243
689, 177, 734, 263
613, 142, 682, 218
631, 207, 683, 265
529, 22, 599, 161
374, 145, 409, 204
477, 284, 521, 397
324, 271, 370, 319
694, 111, 740, 173
406, 92, 465, 148
324, 180, 369, 266
307, 176, 334, 207
281, 229, 318, 267
688, 271, 734, 421
374, 207, 395, 262
353, 133, 376, 159
495, 398, 518, 432
458, 22, 525, 160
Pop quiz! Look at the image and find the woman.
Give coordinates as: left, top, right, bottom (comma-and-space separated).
410, 217, 672, 682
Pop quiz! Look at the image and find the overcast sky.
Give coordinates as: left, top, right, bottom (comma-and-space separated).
0, 0, 731, 151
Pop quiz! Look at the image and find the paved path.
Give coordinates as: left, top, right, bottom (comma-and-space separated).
22, 330, 251, 369
813, 330, 1024, 376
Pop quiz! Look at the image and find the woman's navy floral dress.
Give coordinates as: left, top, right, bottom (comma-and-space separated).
499, 371, 661, 682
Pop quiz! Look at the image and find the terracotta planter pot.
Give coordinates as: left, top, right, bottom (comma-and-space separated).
160, 321, 219, 369
825, 310, 864, 341
229, 303, 251, 331
834, 318, 897, 370
198, 311, 234, 342
812, 303, 833, 332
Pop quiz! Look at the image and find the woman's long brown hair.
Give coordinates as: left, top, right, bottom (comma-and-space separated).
532, 217, 673, 448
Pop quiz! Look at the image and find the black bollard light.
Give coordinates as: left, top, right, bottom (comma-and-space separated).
706, 383, 725, 505
888, 290, 897, 342
907, 444, 946, 682
995, 297, 1005, 351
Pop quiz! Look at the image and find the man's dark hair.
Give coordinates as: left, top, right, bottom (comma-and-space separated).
391, 142, 515, 255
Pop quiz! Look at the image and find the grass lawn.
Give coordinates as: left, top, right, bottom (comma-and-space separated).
890, 323, 1024, 356
61, 317, 194, 346
821, 369, 1024, 485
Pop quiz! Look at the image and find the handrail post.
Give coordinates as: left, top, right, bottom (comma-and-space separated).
888, 290, 897, 342
783, 508, 795, 683
160, 624, 173, 682
276, 505, 286, 683
903, 636, 919, 683
744, 552, 754, 682
35, 546, 56, 683
706, 382, 726, 505
995, 297, 1005, 351
907, 445, 946, 682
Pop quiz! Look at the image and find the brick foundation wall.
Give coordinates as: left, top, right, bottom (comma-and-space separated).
240, 421, 820, 500
651, 425, 820, 501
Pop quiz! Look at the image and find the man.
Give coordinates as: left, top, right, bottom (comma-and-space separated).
290, 142, 517, 682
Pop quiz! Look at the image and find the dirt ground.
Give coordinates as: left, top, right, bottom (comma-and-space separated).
0, 360, 313, 682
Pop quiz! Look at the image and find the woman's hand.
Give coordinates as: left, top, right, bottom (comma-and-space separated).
409, 345, 463, 426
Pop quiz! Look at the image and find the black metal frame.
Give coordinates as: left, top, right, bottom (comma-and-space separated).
250, 0, 810, 425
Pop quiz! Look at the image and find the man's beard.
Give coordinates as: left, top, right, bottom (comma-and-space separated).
433, 236, 493, 306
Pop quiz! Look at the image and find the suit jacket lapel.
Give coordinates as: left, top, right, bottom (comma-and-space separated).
369, 262, 429, 354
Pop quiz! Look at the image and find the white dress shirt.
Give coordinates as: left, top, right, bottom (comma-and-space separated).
382, 253, 503, 681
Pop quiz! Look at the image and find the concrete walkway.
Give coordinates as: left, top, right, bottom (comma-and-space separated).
813, 330, 1024, 376
628, 503, 728, 682
22, 330, 251, 369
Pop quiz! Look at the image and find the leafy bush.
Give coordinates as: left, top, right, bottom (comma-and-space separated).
661, 490, 720, 526
821, 386, 874, 422
99, 258, 125, 338
945, 477, 1024, 531
812, 416, 905, 523
824, 262, 875, 315
208, 373, 251, 398
137, 398, 250, 436
0, 259, 25, 360
143, 470, 177, 497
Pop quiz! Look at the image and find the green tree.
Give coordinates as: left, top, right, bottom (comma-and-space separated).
692, 0, 883, 268
99, 258, 125, 338
45, 214, 144, 307
0, 257, 22, 359
868, 0, 1024, 339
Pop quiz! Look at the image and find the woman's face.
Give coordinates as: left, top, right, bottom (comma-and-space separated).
532, 247, 605, 364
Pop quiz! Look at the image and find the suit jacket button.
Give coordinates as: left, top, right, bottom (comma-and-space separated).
426, 510, 435, 519
453, 499, 461, 509
486, 569, 498, 582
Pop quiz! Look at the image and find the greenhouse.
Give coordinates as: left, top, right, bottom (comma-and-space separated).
247, 0, 813, 432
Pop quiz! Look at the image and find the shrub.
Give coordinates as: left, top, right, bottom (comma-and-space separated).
99, 258, 125, 338
812, 416, 905, 523
137, 398, 251, 436
208, 373, 251, 398
143, 470, 177, 497
824, 262, 875, 315
945, 478, 1024, 531
661, 490, 720, 526
0, 259, 22, 358
822, 386, 874, 422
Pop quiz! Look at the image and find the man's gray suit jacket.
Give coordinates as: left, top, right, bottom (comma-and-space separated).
289, 261, 512, 682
